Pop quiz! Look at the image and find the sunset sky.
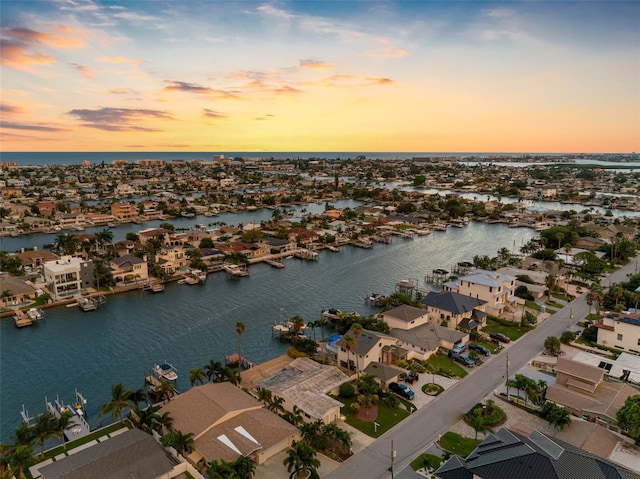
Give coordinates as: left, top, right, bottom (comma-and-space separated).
1, 0, 638, 153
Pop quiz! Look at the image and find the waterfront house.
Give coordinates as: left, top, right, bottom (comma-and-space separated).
42, 256, 94, 300
260, 237, 296, 254
23, 215, 54, 231
110, 202, 137, 221
109, 254, 149, 284
37, 201, 56, 217
218, 241, 270, 259
419, 291, 488, 331
0, 221, 19, 235
14, 248, 59, 269
595, 311, 640, 354
288, 227, 319, 245
154, 246, 187, 275
157, 382, 299, 467
436, 427, 637, 479
545, 358, 637, 432
139, 228, 182, 246
382, 305, 431, 330
55, 212, 86, 229
38, 428, 179, 479
1, 202, 30, 220
336, 328, 399, 375
85, 213, 115, 225
389, 322, 468, 358
252, 357, 350, 425
0, 275, 41, 309
110, 239, 144, 257
1, 186, 22, 199
443, 269, 516, 317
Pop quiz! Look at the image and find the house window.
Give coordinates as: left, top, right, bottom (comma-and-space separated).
617, 334, 623, 341
489, 287, 493, 292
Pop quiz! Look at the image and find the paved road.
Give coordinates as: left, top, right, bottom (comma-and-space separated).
325, 256, 639, 479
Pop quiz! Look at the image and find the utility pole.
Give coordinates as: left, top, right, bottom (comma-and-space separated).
390, 439, 396, 479
505, 351, 510, 400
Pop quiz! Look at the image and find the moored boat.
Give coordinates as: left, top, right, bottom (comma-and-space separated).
154, 362, 178, 382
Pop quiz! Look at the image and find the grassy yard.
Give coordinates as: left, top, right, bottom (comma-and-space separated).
425, 353, 468, 378
438, 432, 481, 458
545, 300, 564, 309
338, 397, 411, 438
483, 318, 531, 342
411, 453, 443, 471
42, 422, 127, 460
551, 293, 571, 301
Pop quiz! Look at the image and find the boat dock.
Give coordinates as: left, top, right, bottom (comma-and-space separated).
365, 293, 387, 306
352, 239, 373, 248
21, 390, 91, 441
294, 249, 319, 260
265, 259, 285, 268
224, 353, 255, 370
223, 263, 249, 277
425, 268, 450, 285
372, 235, 392, 244
14, 310, 33, 328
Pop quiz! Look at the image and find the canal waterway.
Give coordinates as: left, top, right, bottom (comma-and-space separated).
0, 221, 536, 442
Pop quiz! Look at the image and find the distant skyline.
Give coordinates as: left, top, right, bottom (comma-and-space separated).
1, 1, 638, 153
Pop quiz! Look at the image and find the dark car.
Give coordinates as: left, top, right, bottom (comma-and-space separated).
489, 332, 511, 343
469, 343, 491, 356
451, 352, 476, 367
404, 371, 419, 384
389, 382, 415, 400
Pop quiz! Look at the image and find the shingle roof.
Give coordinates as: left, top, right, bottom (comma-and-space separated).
39, 428, 175, 479
384, 304, 428, 323
420, 291, 486, 314
556, 357, 604, 385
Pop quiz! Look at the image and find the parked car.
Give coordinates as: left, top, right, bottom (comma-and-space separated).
489, 332, 511, 343
404, 371, 419, 384
451, 352, 476, 367
389, 382, 415, 400
469, 343, 491, 355
452, 342, 467, 354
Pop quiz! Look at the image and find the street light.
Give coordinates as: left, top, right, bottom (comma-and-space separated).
569, 306, 574, 329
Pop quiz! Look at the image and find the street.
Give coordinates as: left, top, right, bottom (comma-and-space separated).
325, 256, 639, 479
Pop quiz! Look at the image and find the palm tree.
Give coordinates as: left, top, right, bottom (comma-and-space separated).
351, 323, 363, 380
236, 321, 247, 359
209, 459, 237, 479
96, 228, 114, 253
172, 431, 194, 456
233, 455, 257, 478
130, 388, 148, 409
342, 334, 355, 375
205, 359, 224, 383
189, 367, 206, 387
466, 407, 489, 442
6, 445, 34, 479
257, 387, 272, 406
268, 395, 285, 414
32, 411, 57, 458
300, 420, 324, 450
155, 411, 173, 433
289, 316, 305, 343
130, 404, 161, 433
284, 440, 320, 479
54, 410, 75, 451
315, 316, 328, 340
9, 424, 35, 447
155, 380, 177, 403
100, 383, 134, 424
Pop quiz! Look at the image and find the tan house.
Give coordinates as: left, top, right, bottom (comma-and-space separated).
110, 202, 137, 221
288, 227, 319, 245
1, 186, 22, 199
336, 328, 399, 375
596, 312, 640, 354
444, 269, 516, 317
253, 357, 350, 425
139, 228, 182, 247
545, 358, 638, 432
419, 291, 488, 331
158, 382, 299, 467
13, 248, 59, 268
0, 275, 41, 309
109, 255, 149, 284
389, 323, 468, 358
382, 304, 430, 330
154, 247, 187, 274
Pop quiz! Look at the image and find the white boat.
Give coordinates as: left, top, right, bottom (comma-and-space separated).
154, 363, 178, 382
26, 308, 44, 321
328, 245, 340, 252
76, 297, 97, 312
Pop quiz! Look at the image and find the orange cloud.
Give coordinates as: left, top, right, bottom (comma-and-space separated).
164, 81, 242, 100
97, 56, 143, 64
69, 62, 96, 78
364, 47, 408, 59
320, 74, 395, 88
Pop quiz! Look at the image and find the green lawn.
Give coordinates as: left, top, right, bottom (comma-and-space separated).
410, 453, 443, 471
438, 432, 481, 458
338, 397, 411, 438
545, 300, 563, 308
525, 300, 542, 311
551, 293, 570, 301
42, 422, 127, 460
425, 353, 468, 378
483, 318, 531, 341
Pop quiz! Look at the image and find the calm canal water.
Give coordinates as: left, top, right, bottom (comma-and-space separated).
0, 220, 536, 442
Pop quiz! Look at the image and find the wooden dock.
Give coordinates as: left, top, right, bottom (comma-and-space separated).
265, 259, 285, 268
224, 353, 255, 370
14, 310, 33, 328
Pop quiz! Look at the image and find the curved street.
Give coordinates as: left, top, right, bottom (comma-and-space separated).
325, 256, 640, 479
